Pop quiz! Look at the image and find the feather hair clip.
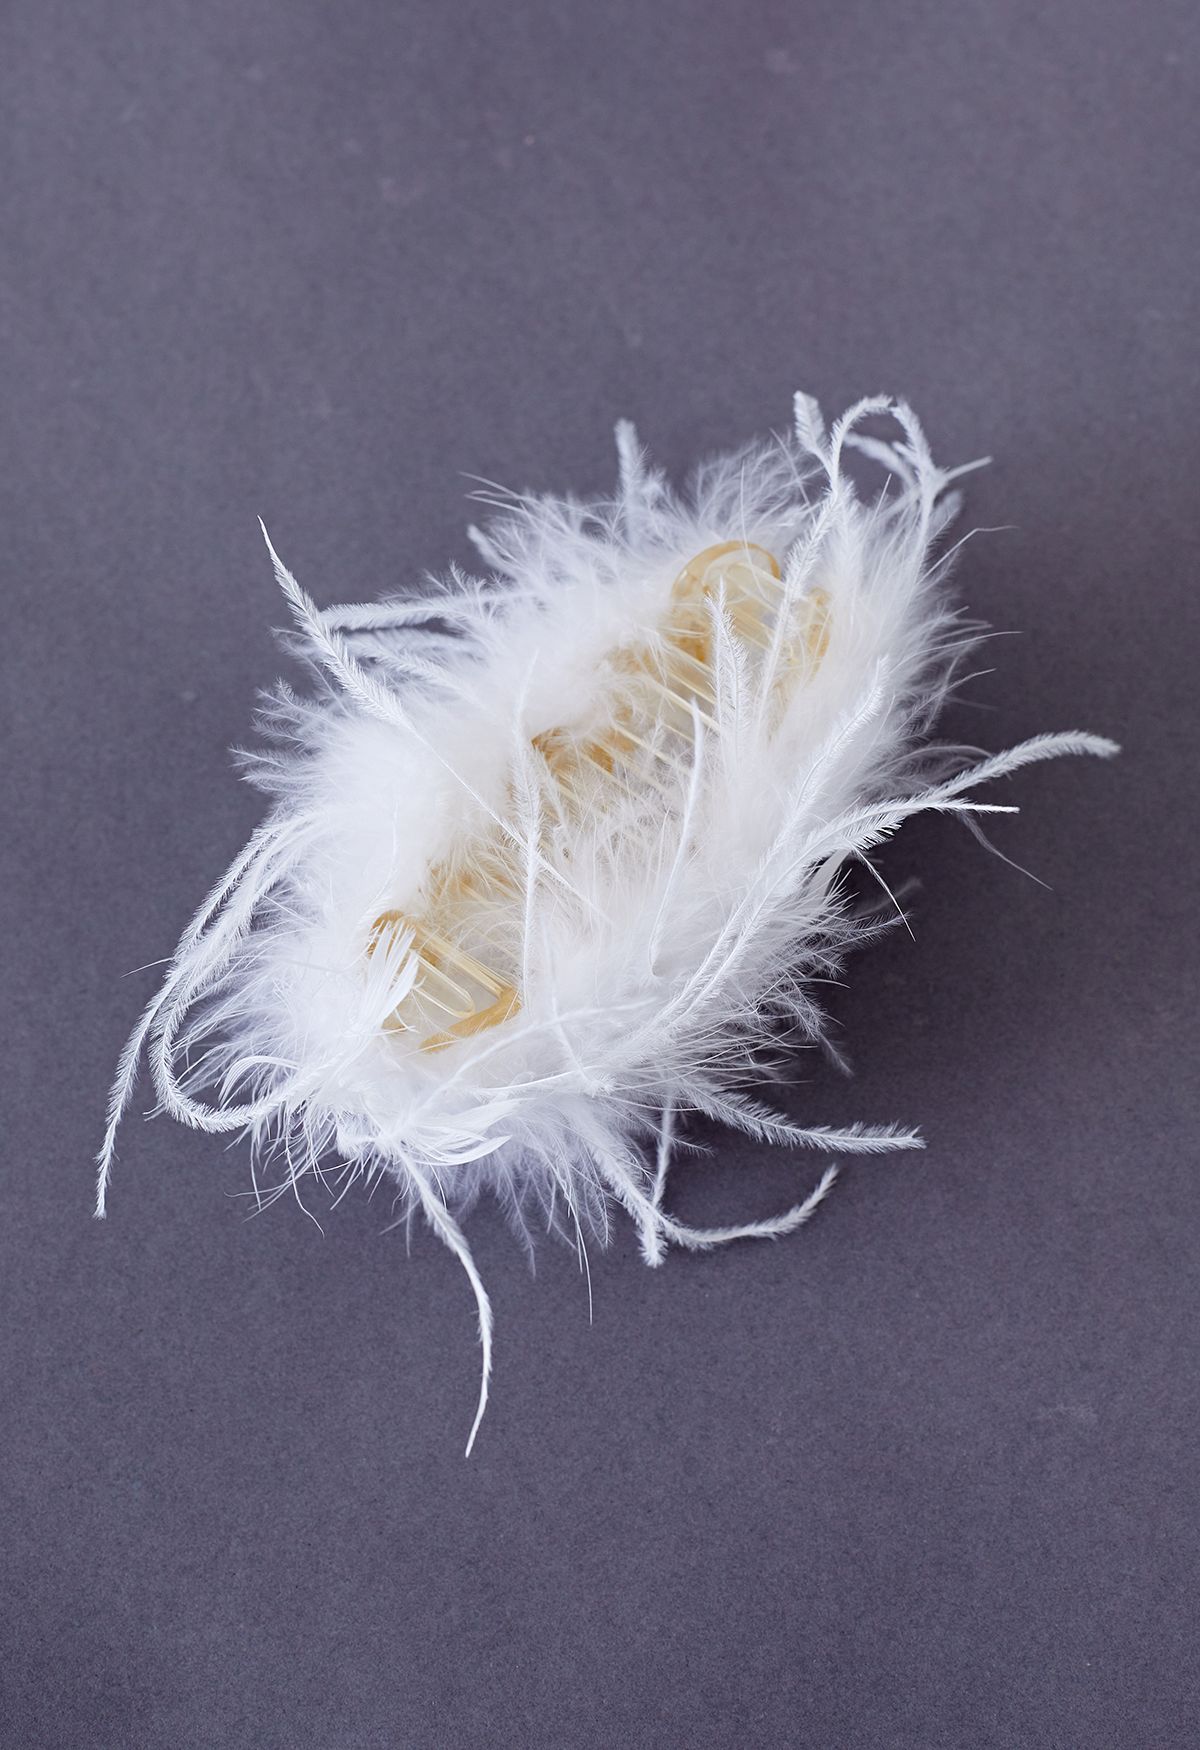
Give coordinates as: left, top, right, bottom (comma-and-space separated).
97, 393, 1116, 1451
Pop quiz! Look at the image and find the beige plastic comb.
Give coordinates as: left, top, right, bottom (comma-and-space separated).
369, 542, 830, 1050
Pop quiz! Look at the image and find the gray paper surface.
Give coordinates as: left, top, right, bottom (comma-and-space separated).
3, 1, 1197, 1744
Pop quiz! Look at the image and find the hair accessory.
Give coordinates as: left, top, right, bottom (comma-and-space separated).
98, 394, 1116, 1451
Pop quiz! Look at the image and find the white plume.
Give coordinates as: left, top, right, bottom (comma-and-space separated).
97, 395, 1117, 1452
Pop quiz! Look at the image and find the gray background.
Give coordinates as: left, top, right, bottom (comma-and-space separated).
2, 0, 1197, 1745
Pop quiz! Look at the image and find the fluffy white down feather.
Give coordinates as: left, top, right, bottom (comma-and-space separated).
97, 393, 1116, 1451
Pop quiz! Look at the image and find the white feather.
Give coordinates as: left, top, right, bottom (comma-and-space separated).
97, 394, 1118, 1450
